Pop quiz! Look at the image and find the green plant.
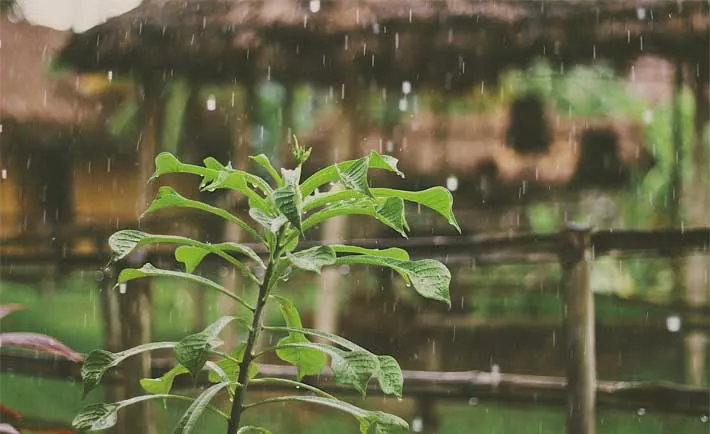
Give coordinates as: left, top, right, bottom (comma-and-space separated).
73, 140, 460, 434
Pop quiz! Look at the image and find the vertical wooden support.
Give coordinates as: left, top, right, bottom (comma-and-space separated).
98, 263, 126, 432
683, 70, 709, 386
414, 335, 442, 434
313, 86, 358, 336
559, 223, 595, 434
115, 77, 158, 434
669, 62, 685, 304
220, 83, 255, 347
413, 397, 439, 434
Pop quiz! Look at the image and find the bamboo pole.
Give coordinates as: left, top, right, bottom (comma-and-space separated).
559, 223, 596, 434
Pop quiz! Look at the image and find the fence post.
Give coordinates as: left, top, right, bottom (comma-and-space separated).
559, 223, 595, 434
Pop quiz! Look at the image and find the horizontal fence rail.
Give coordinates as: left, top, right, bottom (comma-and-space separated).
1, 225, 708, 434
1, 227, 709, 266
0, 353, 707, 416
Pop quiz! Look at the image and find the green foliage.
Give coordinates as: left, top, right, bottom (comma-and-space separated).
75, 147, 458, 433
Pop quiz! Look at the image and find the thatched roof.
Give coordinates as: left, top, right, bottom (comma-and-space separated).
59, 0, 709, 90
0, 15, 107, 146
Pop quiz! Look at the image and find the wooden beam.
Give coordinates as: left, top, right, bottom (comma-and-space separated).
1, 354, 707, 416
559, 224, 596, 434
3, 228, 707, 265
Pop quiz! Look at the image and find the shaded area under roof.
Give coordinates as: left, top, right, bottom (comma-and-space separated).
59, 0, 710, 90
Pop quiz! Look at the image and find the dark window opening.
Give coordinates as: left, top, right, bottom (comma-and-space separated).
505, 93, 550, 154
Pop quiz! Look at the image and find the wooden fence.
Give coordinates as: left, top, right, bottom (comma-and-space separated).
1, 225, 709, 434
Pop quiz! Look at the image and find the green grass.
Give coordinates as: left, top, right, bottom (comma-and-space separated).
1, 268, 706, 432
2, 374, 707, 433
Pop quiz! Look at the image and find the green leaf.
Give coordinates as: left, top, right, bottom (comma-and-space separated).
263, 326, 366, 352
151, 152, 272, 199
250, 154, 283, 187
249, 208, 288, 234
172, 382, 230, 434
117, 263, 254, 310
175, 316, 235, 378
281, 166, 302, 187
272, 184, 302, 234
140, 365, 189, 395
143, 186, 262, 241
203, 157, 273, 197
375, 356, 403, 399
73, 403, 121, 431
302, 188, 362, 212
301, 151, 404, 196
175, 246, 209, 274
108, 229, 150, 261
301, 198, 408, 237
331, 245, 410, 261
287, 245, 336, 274
238, 427, 273, 434
74, 395, 229, 432
360, 411, 410, 434
274, 335, 328, 380
245, 396, 408, 434
372, 187, 460, 233
336, 256, 452, 306
81, 342, 176, 397
270, 341, 377, 396
374, 197, 409, 237
207, 343, 259, 383
270, 295, 326, 379
331, 349, 378, 396
337, 156, 373, 198
175, 243, 264, 274
214, 242, 265, 268
150, 152, 202, 181
366, 151, 404, 178
108, 230, 261, 281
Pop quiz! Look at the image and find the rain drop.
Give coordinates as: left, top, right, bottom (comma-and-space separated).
402, 80, 412, 95
665, 315, 681, 332
398, 97, 408, 112
446, 175, 459, 192
636, 7, 647, 20
107, 70, 113, 81
309, 0, 321, 13
411, 417, 423, 433
636, 408, 646, 416
701, 415, 709, 423
468, 397, 479, 406
118, 283, 127, 294
1, 169, 6, 180
206, 94, 217, 111
643, 109, 654, 124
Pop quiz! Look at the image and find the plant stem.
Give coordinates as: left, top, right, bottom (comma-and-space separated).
226, 231, 284, 434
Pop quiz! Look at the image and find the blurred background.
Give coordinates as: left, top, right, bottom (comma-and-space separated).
0, 1, 708, 433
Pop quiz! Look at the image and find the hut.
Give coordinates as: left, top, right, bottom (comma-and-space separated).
53, 0, 709, 234
0, 14, 109, 239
